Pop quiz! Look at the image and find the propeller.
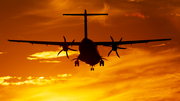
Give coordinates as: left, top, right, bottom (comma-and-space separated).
101, 58, 108, 61
57, 36, 77, 59
71, 58, 78, 61
107, 36, 126, 58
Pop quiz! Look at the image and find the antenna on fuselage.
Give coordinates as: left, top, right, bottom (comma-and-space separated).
63, 9, 108, 39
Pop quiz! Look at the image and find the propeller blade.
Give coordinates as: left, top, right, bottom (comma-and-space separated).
57, 50, 63, 56
71, 58, 78, 61
108, 50, 112, 57
63, 36, 66, 42
66, 51, 69, 59
119, 37, 122, 42
68, 48, 77, 51
72, 39, 75, 43
115, 50, 120, 58
71, 39, 75, 47
102, 58, 108, 61
110, 36, 114, 42
117, 47, 126, 49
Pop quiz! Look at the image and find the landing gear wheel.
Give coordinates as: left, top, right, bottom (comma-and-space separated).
90, 67, 94, 71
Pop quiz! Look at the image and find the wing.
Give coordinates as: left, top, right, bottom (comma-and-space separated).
95, 38, 171, 46
8, 38, 171, 46
8, 39, 80, 46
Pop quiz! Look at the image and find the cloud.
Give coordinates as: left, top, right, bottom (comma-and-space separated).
27, 48, 79, 60
39, 61, 61, 63
125, 0, 144, 2
11, 0, 110, 29
176, 14, 180, 16
1, 47, 180, 100
151, 43, 166, 47
0, 74, 72, 86
125, 12, 149, 19
0, 52, 5, 55
87, 2, 110, 26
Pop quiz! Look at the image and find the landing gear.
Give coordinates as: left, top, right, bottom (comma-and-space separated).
90, 67, 94, 71
75, 60, 79, 66
100, 60, 104, 66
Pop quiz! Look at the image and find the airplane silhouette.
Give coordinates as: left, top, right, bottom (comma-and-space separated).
8, 10, 171, 71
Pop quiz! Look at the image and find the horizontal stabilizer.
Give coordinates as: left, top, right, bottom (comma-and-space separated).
63, 14, 108, 16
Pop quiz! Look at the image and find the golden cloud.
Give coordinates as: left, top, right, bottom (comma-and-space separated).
125, 12, 149, 19
0, 52, 5, 54
27, 49, 79, 60
1, 48, 180, 100
151, 43, 166, 47
0, 74, 72, 86
39, 61, 61, 63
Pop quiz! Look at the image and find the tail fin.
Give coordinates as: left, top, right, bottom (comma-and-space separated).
63, 9, 108, 39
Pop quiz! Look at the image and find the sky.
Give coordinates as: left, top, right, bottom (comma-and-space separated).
0, 0, 180, 101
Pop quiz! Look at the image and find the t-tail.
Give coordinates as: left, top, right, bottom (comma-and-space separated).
63, 9, 108, 39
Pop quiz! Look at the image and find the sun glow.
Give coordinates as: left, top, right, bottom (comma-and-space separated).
27, 49, 79, 60
1, 47, 180, 100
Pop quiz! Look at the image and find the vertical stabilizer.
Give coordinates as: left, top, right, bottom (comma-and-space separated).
63, 10, 108, 39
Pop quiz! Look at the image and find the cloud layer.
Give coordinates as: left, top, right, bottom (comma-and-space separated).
1, 47, 180, 100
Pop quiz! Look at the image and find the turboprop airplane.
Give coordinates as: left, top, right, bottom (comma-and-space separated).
8, 9, 171, 71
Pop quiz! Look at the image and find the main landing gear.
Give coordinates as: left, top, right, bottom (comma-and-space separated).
99, 60, 104, 66
75, 60, 79, 66
91, 59, 104, 71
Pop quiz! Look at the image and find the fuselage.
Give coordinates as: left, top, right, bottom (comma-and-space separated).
63, 10, 107, 67
78, 38, 101, 66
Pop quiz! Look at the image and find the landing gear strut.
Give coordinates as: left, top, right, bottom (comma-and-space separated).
100, 60, 104, 66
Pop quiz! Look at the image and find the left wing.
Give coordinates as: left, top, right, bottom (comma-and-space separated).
7, 39, 80, 46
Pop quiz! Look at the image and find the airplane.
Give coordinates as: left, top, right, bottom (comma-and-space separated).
8, 9, 171, 71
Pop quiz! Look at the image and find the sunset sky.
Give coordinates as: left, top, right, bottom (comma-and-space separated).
0, 0, 180, 101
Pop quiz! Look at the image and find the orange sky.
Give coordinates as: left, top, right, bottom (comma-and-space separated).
0, 0, 180, 101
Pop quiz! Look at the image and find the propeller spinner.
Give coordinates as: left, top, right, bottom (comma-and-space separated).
107, 36, 126, 58
57, 36, 77, 59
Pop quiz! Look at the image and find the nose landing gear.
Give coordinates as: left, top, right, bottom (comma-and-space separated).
90, 67, 94, 71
